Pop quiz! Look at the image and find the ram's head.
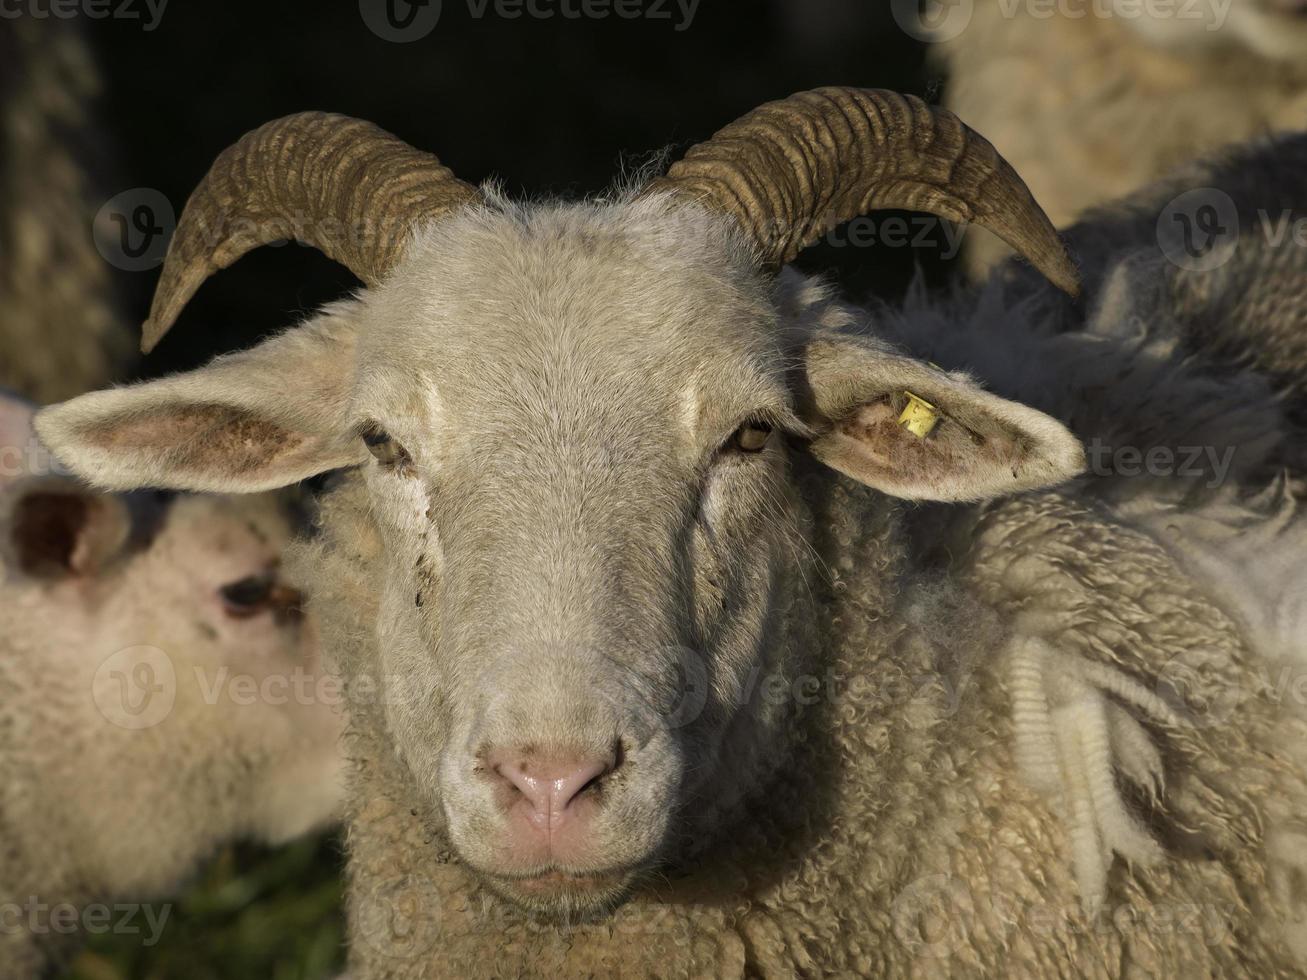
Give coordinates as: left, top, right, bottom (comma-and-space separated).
39, 89, 1083, 918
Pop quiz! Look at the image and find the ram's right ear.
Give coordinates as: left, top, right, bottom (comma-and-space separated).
35, 310, 366, 494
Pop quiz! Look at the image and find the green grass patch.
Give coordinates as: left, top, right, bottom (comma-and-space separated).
64, 831, 347, 980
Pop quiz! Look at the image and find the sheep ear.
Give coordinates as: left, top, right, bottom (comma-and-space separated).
798, 334, 1084, 502
1, 478, 132, 578
35, 310, 366, 494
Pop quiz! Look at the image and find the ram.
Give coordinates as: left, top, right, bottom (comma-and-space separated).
0, 401, 345, 977
35, 88, 1307, 976
935, 0, 1307, 276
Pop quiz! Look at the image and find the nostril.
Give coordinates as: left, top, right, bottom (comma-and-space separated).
553, 756, 613, 810
489, 759, 538, 809
484, 744, 621, 820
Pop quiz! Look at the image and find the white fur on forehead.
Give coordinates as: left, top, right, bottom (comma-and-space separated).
158, 492, 295, 564
378, 191, 769, 346
408, 185, 760, 266
352, 193, 792, 447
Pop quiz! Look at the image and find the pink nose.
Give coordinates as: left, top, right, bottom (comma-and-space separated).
487, 748, 616, 837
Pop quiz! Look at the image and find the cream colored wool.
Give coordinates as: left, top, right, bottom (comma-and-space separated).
284, 255, 1306, 977
293, 467, 1307, 977
0, 486, 345, 977
937, 0, 1307, 277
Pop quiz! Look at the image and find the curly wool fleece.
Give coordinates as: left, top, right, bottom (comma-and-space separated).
294, 460, 1304, 978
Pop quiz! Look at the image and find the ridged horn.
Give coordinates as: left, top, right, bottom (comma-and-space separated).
643, 87, 1079, 296
141, 112, 480, 352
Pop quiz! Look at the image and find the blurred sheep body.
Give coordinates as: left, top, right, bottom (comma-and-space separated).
0, 23, 345, 971
1024, 132, 1307, 409
0, 398, 345, 977
0, 19, 133, 402
936, 0, 1307, 276
31, 89, 1307, 976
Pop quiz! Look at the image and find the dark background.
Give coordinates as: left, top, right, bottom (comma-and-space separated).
81, 0, 939, 377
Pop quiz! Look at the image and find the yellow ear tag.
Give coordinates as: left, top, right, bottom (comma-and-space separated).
898, 391, 939, 438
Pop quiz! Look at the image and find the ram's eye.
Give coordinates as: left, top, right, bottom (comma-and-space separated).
732, 420, 773, 453
220, 572, 274, 618
361, 424, 409, 467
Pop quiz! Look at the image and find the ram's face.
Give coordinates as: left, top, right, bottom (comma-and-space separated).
348, 208, 813, 916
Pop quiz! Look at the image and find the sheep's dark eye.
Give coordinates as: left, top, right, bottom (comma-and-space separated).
732, 420, 773, 453
220, 571, 303, 620
361, 424, 409, 467
220, 572, 275, 618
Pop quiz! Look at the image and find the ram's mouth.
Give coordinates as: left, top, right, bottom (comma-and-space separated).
481, 866, 638, 919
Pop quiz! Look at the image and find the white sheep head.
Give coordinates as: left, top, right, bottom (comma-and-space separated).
37, 88, 1085, 919
1, 391, 343, 895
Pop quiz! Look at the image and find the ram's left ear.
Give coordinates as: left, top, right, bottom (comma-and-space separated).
797, 334, 1084, 502
34, 308, 365, 495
